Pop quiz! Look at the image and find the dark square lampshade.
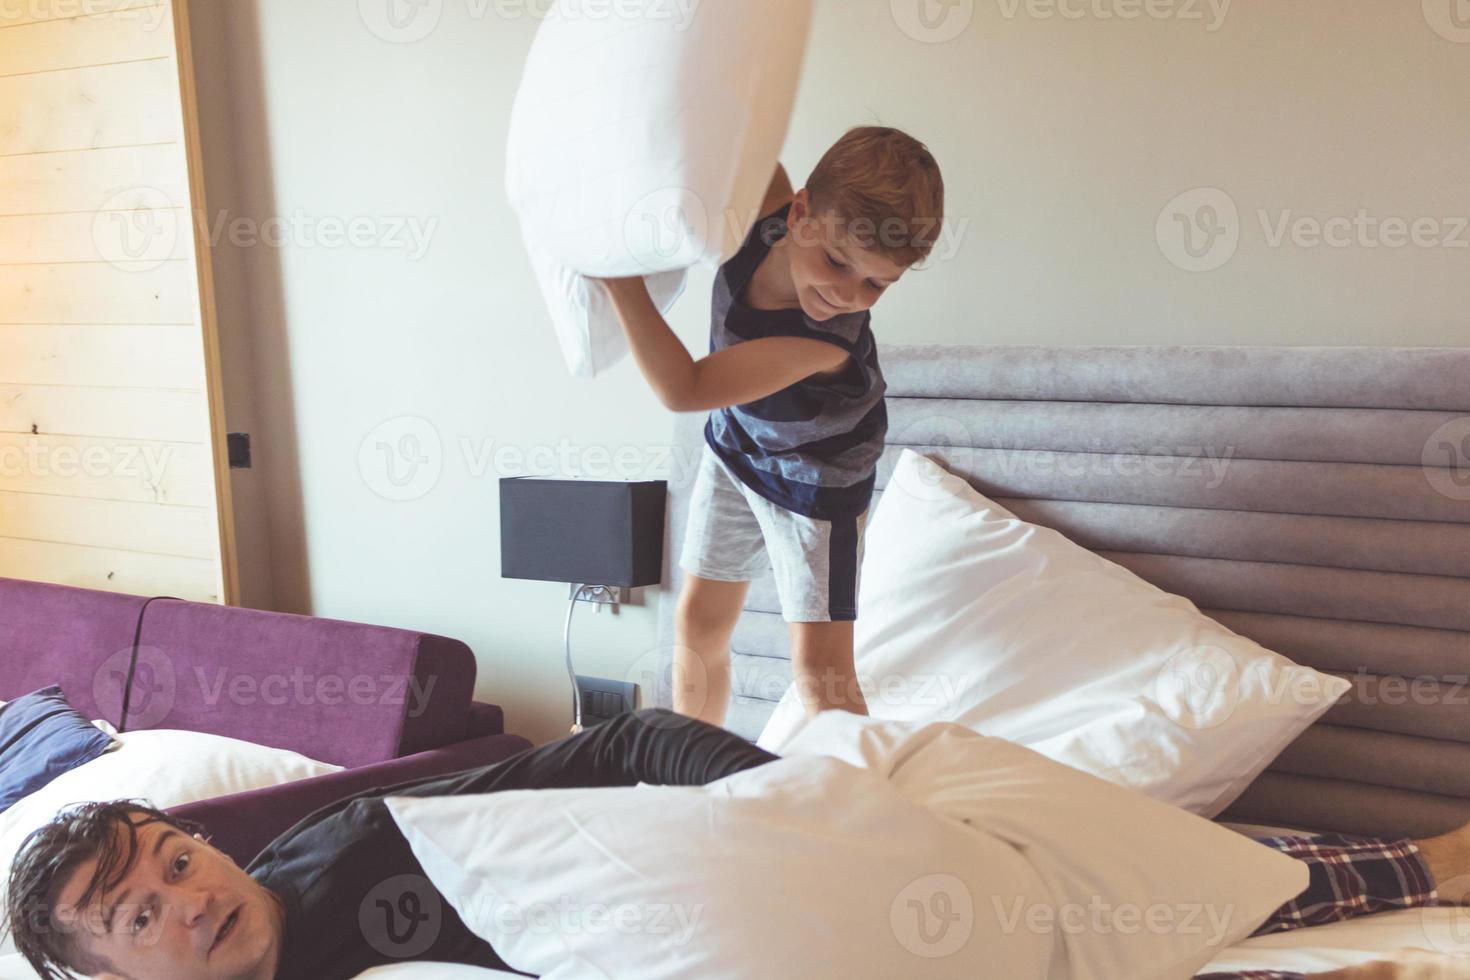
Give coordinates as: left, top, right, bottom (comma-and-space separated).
499, 477, 667, 588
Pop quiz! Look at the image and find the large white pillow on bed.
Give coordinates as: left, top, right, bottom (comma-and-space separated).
387, 713, 1308, 980
505, 0, 813, 377
757, 449, 1351, 817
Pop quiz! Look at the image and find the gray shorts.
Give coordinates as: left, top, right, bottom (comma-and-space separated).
679, 445, 869, 623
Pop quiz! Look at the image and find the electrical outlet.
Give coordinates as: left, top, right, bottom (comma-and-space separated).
574, 674, 640, 728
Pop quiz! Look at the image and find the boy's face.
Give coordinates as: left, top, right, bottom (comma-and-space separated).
52, 819, 283, 980
783, 190, 912, 322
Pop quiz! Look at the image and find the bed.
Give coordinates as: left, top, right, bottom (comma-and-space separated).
651, 344, 1470, 975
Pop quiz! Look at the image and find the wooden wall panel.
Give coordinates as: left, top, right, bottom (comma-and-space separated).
0, 432, 212, 506
0, 60, 181, 156
0, 490, 215, 560
0, 0, 166, 30
0, 385, 206, 443
0, 538, 216, 601
0, 0, 232, 604
0, 324, 201, 388
0, 6, 173, 76
0, 144, 188, 215
0, 262, 196, 325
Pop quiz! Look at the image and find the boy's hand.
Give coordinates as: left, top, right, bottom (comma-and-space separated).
590, 273, 849, 413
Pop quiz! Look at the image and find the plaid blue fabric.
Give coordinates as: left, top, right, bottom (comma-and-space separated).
1194, 833, 1437, 980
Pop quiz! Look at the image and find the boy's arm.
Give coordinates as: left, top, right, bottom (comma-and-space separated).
597, 275, 847, 413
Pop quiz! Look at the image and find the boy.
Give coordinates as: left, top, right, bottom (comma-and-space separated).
598, 126, 945, 726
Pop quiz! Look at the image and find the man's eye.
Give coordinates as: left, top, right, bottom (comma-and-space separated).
173, 852, 190, 875
132, 909, 151, 934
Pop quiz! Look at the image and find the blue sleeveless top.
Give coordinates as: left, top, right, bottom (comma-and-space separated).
703, 203, 888, 521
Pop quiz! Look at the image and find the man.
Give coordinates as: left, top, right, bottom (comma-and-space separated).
5, 709, 1469, 980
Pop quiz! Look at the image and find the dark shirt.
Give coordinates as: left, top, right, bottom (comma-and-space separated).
704, 202, 888, 521
249, 795, 526, 980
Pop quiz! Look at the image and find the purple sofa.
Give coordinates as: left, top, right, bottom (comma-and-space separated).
0, 577, 533, 862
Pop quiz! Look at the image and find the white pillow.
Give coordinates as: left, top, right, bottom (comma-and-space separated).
388, 712, 1308, 980
0, 730, 340, 956
757, 449, 1351, 816
389, 754, 1058, 980
505, 0, 814, 377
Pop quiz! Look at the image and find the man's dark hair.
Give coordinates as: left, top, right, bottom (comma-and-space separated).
3, 801, 204, 980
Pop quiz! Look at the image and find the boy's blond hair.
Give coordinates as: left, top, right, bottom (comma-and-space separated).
806, 126, 945, 268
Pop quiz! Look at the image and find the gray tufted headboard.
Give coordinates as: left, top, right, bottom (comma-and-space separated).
656, 345, 1470, 839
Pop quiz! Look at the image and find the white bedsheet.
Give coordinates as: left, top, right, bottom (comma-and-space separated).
1, 890, 1465, 979
1199, 907, 1470, 975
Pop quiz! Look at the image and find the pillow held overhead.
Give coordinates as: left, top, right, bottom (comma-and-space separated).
505, 0, 815, 377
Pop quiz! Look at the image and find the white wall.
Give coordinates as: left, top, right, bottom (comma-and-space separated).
189, 0, 1470, 745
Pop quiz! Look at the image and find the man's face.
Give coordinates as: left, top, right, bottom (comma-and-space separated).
53, 819, 282, 980
783, 191, 911, 322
